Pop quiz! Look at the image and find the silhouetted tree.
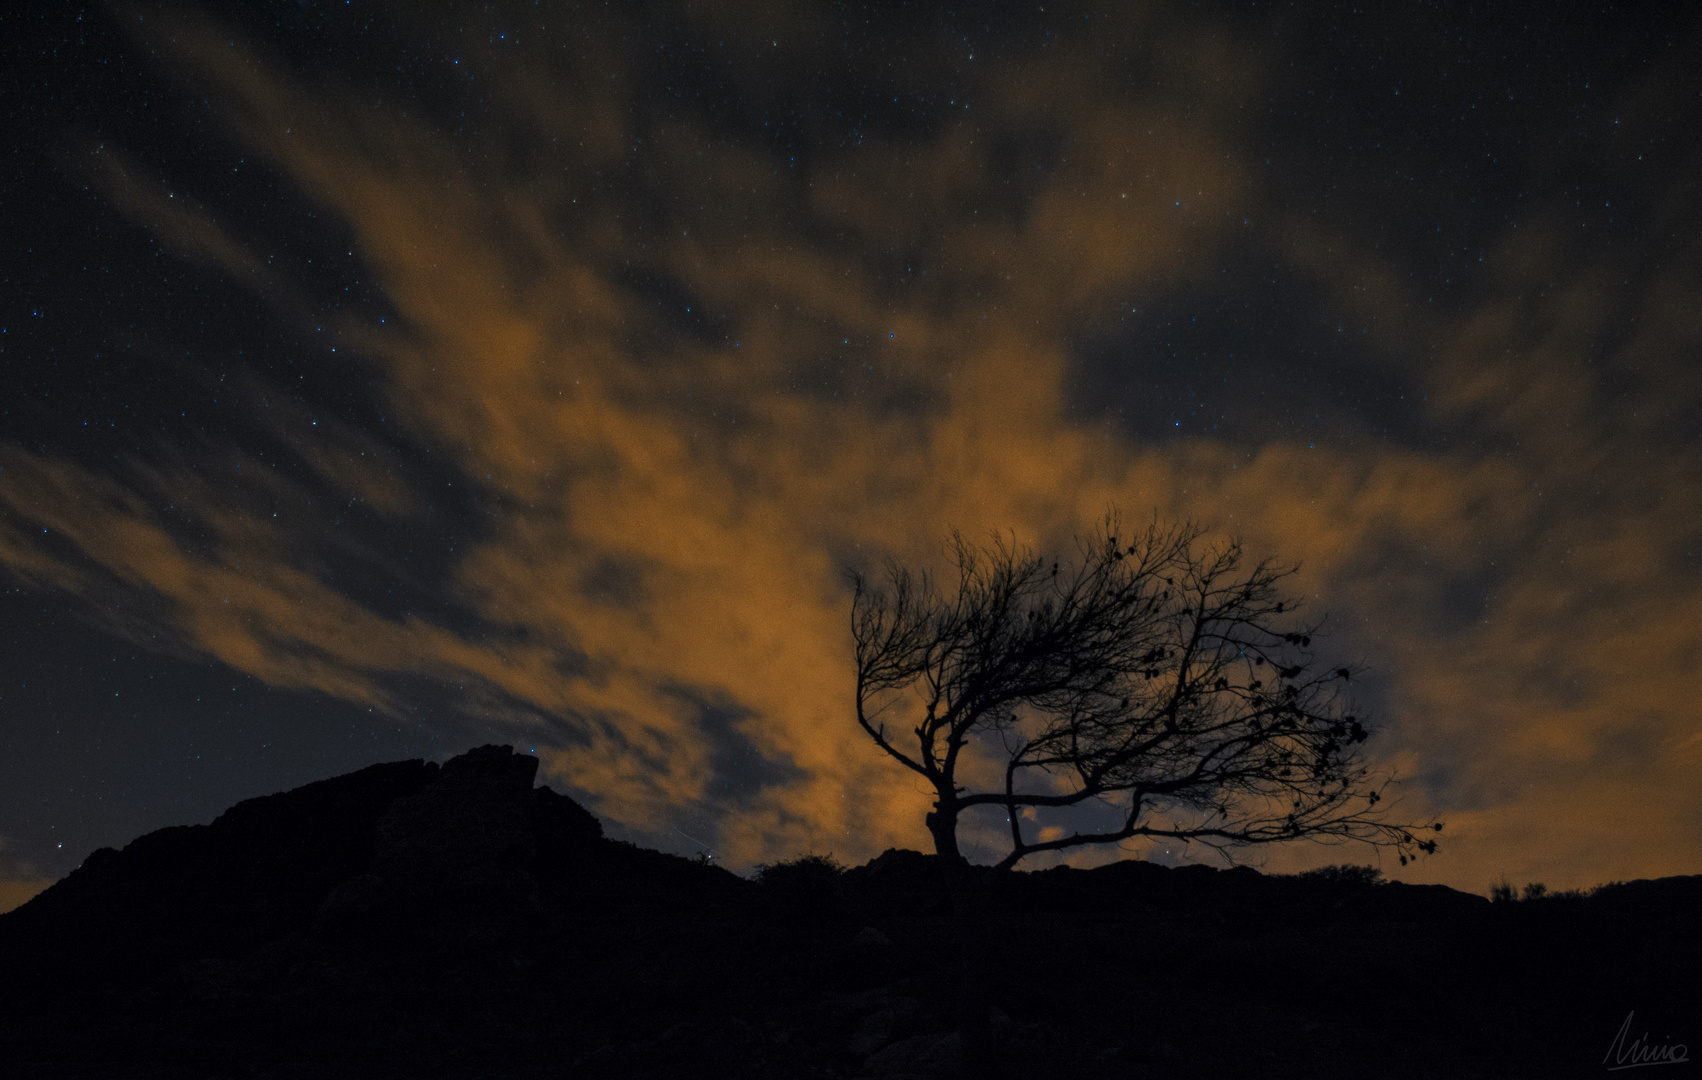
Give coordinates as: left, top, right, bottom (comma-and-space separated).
850, 512, 1441, 1076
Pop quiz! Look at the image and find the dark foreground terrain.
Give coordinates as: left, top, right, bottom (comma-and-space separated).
1, 745, 1695, 1079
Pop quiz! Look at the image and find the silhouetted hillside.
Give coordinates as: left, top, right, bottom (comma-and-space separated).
1, 746, 1695, 1079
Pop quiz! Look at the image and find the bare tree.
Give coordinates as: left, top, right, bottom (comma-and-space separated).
852, 513, 1442, 1077
851, 513, 1441, 877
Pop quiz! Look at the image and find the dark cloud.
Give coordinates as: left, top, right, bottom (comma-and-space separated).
2, 2, 1699, 906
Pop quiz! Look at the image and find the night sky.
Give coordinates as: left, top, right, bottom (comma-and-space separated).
3, 1, 1699, 913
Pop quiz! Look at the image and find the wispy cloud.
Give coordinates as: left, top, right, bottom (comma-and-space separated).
3, 3, 1697, 888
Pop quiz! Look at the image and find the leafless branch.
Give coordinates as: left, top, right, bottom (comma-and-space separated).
850, 510, 1442, 873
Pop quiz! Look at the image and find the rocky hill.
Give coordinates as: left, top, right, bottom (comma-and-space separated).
1, 745, 1695, 1078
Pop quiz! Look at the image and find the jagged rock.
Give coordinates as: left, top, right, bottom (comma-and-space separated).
533, 783, 604, 849
2, 757, 438, 986
371, 743, 540, 892
317, 745, 543, 938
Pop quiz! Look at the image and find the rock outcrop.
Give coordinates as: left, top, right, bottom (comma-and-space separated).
314, 745, 548, 940
1, 745, 1697, 1080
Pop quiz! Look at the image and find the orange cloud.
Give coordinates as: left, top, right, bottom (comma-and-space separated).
4, 3, 1697, 890
0, 839, 51, 916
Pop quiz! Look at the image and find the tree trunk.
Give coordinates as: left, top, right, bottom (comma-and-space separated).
928, 806, 1002, 1080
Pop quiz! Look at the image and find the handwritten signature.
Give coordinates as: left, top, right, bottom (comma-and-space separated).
1605, 1011, 1689, 1071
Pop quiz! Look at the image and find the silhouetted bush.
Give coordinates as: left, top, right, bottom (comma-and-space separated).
756, 852, 845, 884
1296, 864, 1384, 887
756, 853, 849, 918
1488, 878, 1593, 904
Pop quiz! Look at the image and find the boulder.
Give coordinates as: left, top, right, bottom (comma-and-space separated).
318, 745, 543, 936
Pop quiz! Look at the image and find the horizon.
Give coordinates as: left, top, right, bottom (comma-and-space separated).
5, 741, 1689, 914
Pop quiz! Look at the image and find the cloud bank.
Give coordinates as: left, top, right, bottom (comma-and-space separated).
3, 3, 1698, 891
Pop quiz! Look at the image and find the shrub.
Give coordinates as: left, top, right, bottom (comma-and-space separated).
1488, 878, 1560, 903
1297, 864, 1384, 886
755, 853, 846, 886
755, 854, 848, 917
